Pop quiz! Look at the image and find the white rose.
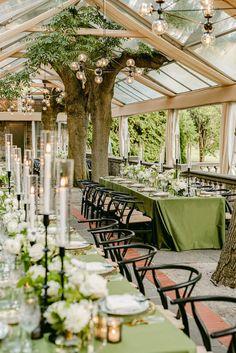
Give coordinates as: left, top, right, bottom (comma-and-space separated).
28, 264, 45, 280
80, 273, 108, 298
29, 243, 44, 262
7, 220, 19, 234
47, 280, 61, 298
64, 302, 90, 333
0, 190, 4, 197
17, 222, 27, 233
3, 238, 21, 255
68, 270, 84, 288
48, 257, 61, 272
44, 301, 68, 324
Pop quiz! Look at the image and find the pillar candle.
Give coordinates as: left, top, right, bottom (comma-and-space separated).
15, 160, 21, 194
29, 186, 35, 229
175, 134, 179, 160
187, 143, 191, 169
43, 143, 52, 214
58, 177, 68, 246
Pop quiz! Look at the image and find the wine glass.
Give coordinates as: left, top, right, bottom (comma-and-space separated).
19, 294, 41, 353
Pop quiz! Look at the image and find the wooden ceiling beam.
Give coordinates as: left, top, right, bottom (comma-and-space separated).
112, 84, 236, 117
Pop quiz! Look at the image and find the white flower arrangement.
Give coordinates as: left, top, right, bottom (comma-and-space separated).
44, 300, 91, 335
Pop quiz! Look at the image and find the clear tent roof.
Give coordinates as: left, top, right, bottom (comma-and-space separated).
0, 0, 235, 111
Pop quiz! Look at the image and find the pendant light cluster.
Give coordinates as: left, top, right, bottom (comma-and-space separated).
139, 1, 168, 35
42, 84, 51, 111
126, 59, 143, 84
139, 0, 215, 47
201, 0, 215, 47
21, 91, 35, 114
70, 55, 143, 86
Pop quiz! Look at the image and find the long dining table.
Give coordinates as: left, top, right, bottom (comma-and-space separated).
32, 250, 197, 353
100, 177, 225, 251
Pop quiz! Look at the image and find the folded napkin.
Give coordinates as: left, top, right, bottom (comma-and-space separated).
105, 294, 142, 313
86, 262, 112, 272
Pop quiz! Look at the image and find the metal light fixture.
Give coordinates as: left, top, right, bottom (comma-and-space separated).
139, 1, 168, 35
126, 59, 143, 84
201, 0, 215, 47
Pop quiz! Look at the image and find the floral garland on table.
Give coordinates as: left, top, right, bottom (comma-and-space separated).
0, 188, 108, 345
121, 165, 188, 196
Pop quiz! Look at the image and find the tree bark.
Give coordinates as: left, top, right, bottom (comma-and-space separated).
57, 68, 89, 182
212, 200, 236, 288
41, 88, 63, 130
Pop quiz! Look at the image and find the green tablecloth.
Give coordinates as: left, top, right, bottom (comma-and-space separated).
32, 254, 196, 353
100, 178, 225, 251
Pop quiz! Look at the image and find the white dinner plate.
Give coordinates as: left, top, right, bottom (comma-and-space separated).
99, 294, 149, 315
66, 241, 90, 250
71, 259, 114, 274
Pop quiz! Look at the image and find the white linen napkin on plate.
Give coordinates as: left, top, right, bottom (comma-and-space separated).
106, 294, 141, 313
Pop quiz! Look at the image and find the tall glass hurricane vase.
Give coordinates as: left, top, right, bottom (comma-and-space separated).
40, 131, 56, 215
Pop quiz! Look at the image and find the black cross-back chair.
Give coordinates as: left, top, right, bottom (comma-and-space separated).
90, 228, 134, 257
103, 243, 157, 283
134, 264, 201, 314
171, 295, 236, 353
80, 182, 99, 217
78, 217, 119, 231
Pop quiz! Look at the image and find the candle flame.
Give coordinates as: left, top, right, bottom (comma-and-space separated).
60, 177, 68, 187
46, 143, 51, 153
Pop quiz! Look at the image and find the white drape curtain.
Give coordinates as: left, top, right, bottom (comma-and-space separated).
166, 109, 179, 167
220, 103, 236, 175
119, 116, 130, 158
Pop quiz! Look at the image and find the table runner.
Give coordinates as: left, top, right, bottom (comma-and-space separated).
100, 178, 225, 251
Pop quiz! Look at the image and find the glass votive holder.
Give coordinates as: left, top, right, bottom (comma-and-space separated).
107, 317, 123, 344
94, 313, 108, 342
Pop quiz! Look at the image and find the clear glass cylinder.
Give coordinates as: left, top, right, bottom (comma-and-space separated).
5, 134, 13, 172
23, 150, 32, 202
13, 148, 22, 195
40, 131, 56, 214
55, 159, 74, 246
27, 175, 38, 231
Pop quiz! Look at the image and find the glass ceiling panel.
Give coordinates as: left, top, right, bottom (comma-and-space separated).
190, 31, 236, 80
180, 64, 217, 86
114, 86, 138, 104
118, 72, 163, 99
160, 63, 210, 90
147, 70, 188, 94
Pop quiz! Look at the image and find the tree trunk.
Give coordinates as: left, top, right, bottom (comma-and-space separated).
41, 88, 63, 130
59, 68, 89, 182
90, 90, 113, 182
41, 107, 58, 130
199, 135, 205, 162
211, 200, 236, 288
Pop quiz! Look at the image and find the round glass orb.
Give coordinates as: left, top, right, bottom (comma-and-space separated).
126, 58, 135, 67
76, 71, 85, 80
95, 75, 103, 84
96, 59, 102, 67
201, 32, 215, 47
42, 106, 47, 111
70, 62, 79, 71
100, 58, 109, 67
200, 0, 213, 7
78, 53, 88, 63
60, 92, 65, 98
152, 18, 168, 35
95, 68, 103, 76
126, 75, 134, 84
136, 67, 143, 76
203, 6, 214, 17
56, 97, 62, 103
139, 3, 150, 16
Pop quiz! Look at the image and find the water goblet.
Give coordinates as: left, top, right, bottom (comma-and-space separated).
19, 294, 41, 353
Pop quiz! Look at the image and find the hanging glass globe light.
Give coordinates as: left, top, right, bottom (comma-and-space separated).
200, 0, 214, 7
136, 67, 143, 76
152, 18, 168, 35
76, 71, 85, 81
126, 75, 134, 84
78, 53, 88, 63
126, 58, 135, 67
99, 58, 109, 68
95, 75, 103, 84
201, 32, 215, 46
70, 62, 79, 71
